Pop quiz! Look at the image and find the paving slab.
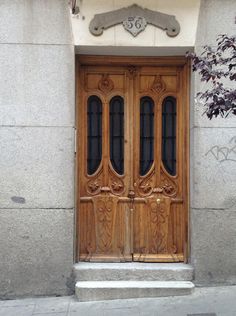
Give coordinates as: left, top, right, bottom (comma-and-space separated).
0, 305, 35, 316
0, 286, 236, 316
33, 313, 67, 316
32, 297, 70, 314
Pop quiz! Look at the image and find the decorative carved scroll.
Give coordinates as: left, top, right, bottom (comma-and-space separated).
147, 196, 171, 253
137, 169, 155, 196
89, 4, 180, 37
110, 177, 125, 195
151, 75, 166, 94
98, 74, 114, 93
127, 66, 138, 79
92, 196, 118, 253
108, 167, 125, 195
159, 169, 178, 197
87, 169, 103, 195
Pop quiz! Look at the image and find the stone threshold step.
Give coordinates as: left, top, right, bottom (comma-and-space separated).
75, 280, 195, 301
74, 262, 194, 281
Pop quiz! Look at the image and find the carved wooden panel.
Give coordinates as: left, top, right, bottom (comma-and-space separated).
93, 195, 118, 254
76, 56, 189, 263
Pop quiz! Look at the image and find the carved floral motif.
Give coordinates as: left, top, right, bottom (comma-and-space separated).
88, 181, 100, 192
93, 196, 118, 253
127, 66, 137, 79
137, 170, 155, 196
111, 180, 123, 193
160, 169, 178, 197
151, 75, 166, 94
98, 74, 114, 93
148, 197, 170, 253
108, 167, 125, 195
87, 170, 103, 195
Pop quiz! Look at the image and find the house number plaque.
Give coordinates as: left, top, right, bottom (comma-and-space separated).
89, 4, 180, 37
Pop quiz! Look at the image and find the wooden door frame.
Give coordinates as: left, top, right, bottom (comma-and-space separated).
75, 55, 190, 263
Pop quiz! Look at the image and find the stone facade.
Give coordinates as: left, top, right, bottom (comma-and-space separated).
0, 0, 75, 298
191, 0, 236, 285
0, 0, 235, 298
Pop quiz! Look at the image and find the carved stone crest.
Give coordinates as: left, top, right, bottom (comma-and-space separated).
123, 16, 147, 37
89, 4, 180, 37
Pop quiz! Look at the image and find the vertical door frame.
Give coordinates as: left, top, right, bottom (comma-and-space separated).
75, 55, 190, 263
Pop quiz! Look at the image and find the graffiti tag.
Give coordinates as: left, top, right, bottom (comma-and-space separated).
205, 136, 236, 163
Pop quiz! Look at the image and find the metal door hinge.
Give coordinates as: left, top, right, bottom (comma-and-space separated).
74, 128, 77, 154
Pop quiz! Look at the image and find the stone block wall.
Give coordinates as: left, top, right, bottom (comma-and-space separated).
0, 0, 75, 298
191, 0, 236, 285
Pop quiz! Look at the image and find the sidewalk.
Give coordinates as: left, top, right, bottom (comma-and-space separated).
0, 286, 235, 316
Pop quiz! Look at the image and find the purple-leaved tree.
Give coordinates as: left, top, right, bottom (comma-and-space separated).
187, 34, 236, 119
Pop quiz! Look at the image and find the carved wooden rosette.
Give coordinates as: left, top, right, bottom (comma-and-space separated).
98, 74, 114, 93
108, 167, 125, 196
87, 169, 103, 195
137, 169, 155, 196
160, 168, 178, 197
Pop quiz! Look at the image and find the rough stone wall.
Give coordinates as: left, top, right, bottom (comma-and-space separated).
191, 0, 236, 285
0, 0, 75, 298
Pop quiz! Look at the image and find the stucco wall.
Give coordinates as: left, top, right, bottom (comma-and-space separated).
0, 0, 75, 298
191, 0, 236, 285
72, 0, 200, 51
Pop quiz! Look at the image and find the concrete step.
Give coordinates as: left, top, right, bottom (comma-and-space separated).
75, 280, 195, 301
73, 262, 194, 282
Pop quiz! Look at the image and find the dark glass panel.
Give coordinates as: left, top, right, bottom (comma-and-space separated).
140, 97, 154, 176
109, 96, 124, 175
87, 95, 102, 175
162, 96, 176, 176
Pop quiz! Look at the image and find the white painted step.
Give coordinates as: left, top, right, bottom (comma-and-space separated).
75, 280, 195, 301
74, 262, 194, 281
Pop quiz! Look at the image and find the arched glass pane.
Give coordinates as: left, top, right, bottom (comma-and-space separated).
162, 96, 176, 176
87, 95, 102, 175
140, 97, 154, 176
109, 96, 124, 175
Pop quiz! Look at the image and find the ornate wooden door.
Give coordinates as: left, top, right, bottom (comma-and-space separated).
76, 56, 189, 262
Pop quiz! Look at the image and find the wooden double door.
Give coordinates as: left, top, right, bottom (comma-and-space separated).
76, 56, 189, 262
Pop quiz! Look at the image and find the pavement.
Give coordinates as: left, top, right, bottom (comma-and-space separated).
0, 286, 236, 316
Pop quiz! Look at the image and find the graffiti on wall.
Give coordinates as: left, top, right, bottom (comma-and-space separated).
205, 136, 236, 163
